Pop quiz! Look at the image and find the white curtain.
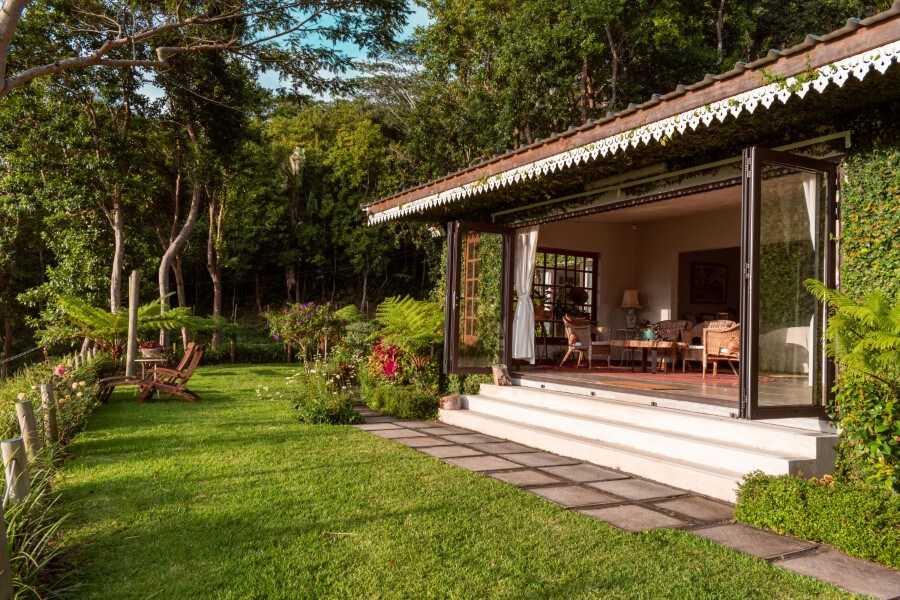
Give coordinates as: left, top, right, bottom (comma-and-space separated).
802, 173, 818, 387
512, 226, 539, 363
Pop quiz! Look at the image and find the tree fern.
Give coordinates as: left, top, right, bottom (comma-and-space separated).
375, 296, 442, 357
806, 279, 900, 394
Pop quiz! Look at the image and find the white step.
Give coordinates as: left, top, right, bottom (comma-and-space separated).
463, 393, 817, 476
440, 408, 744, 502
478, 384, 836, 463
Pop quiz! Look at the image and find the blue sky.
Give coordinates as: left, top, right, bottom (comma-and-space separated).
144, 3, 430, 98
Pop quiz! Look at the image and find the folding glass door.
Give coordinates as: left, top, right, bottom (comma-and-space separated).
444, 222, 513, 374
740, 147, 837, 419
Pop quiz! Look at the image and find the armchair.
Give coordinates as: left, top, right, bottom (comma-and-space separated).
703, 324, 741, 377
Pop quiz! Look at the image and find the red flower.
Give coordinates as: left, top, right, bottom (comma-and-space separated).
382, 358, 399, 378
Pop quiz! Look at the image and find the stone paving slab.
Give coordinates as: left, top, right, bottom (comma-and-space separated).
421, 445, 483, 459
505, 452, 580, 467
362, 416, 395, 423
442, 433, 503, 444
354, 422, 403, 431
588, 478, 684, 501
420, 426, 471, 436
654, 496, 734, 522
540, 463, 629, 483
531, 485, 621, 508
490, 469, 561, 487
397, 436, 454, 448
394, 420, 438, 429
370, 428, 426, 439
580, 505, 686, 532
777, 549, 900, 600
444, 455, 521, 472
469, 441, 534, 454
695, 524, 815, 560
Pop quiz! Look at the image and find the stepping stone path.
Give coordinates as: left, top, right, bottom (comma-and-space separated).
352, 406, 900, 599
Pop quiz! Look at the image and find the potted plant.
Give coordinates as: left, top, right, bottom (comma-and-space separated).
139, 340, 163, 358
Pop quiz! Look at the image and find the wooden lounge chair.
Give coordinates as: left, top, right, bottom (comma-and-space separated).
138, 343, 204, 402
97, 343, 199, 403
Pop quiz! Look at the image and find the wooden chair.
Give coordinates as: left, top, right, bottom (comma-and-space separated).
703, 324, 741, 377
559, 316, 611, 368
138, 344, 204, 402
98, 343, 200, 403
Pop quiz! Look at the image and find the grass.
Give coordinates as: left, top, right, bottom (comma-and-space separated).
57, 364, 852, 599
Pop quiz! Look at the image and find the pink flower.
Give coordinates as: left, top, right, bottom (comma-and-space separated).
53, 364, 67, 377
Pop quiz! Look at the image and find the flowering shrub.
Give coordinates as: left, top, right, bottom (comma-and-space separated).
369, 341, 401, 380
257, 359, 360, 425
264, 303, 339, 361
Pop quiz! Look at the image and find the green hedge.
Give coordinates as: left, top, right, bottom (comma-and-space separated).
735, 473, 900, 569
363, 383, 437, 420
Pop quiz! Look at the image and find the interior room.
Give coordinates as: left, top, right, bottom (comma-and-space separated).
518, 185, 744, 407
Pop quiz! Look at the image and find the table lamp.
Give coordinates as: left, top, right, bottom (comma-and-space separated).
621, 289, 641, 329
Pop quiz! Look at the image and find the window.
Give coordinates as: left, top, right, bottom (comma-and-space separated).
533, 249, 597, 329
461, 230, 480, 346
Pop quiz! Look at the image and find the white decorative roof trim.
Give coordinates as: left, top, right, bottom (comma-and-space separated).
368, 39, 900, 224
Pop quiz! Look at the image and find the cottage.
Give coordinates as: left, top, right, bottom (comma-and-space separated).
364, 5, 900, 501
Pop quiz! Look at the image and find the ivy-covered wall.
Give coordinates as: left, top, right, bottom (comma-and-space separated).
840, 141, 900, 299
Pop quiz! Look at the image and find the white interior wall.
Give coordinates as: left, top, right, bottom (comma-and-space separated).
635, 206, 741, 322
534, 204, 741, 330
537, 221, 637, 331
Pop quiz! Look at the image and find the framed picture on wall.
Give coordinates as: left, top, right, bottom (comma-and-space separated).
690, 262, 728, 304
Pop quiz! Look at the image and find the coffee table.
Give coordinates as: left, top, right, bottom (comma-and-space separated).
610, 339, 685, 373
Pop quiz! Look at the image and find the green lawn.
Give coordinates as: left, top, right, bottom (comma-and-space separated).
57, 364, 851, 599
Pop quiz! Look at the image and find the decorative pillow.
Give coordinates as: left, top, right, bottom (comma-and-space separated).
726, 339, 740, 356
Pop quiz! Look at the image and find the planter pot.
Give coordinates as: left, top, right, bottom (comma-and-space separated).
440, 394, 462, 410
140, 347, 163, 358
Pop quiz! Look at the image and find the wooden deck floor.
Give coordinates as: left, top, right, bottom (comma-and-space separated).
514, 365, 813, 408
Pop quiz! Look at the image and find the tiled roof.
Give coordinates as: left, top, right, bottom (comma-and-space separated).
366, 1, 900, 222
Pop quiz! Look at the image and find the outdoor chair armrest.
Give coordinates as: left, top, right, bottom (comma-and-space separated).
153, 367, 184, 380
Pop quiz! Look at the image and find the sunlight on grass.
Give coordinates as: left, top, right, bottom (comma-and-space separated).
57, 365, 850, 599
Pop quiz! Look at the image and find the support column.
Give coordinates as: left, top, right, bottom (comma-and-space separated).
125, 270, 140, 378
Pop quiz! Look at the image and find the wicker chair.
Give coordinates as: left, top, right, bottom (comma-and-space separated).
651, 319, 691, 371
559, 316, 611, 368
703, 323, 741, 377
682, 320, 736, 372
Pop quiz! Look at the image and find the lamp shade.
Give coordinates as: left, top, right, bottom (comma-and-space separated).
620, 289, 641, 309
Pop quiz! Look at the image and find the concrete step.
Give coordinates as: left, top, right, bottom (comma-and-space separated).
478, 383, 836, 464
463, 393, 820, 476
439, 408, 745, 502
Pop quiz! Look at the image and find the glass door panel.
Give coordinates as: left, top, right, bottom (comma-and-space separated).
757, 170, 826, 408
741, 147, 836, 419
449, 224, 512, 373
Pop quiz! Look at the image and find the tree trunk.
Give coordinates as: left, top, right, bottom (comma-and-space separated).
206, 194, 224, 350
1, 318, 12, 379
715, 0, 727, 65
109, 196, 125, 312
360, 266, 368, 313
286, 265, 296, 303
173, 254, 189, 348
255, 271, 263, 314
159, 181, 201, 346
605, 25, 620, 113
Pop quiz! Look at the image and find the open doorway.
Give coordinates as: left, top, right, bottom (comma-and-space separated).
518, 185, 744, 407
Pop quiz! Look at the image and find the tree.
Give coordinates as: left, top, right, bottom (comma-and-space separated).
0, 0, 409, 98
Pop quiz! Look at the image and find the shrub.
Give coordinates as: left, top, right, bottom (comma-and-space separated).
806, 281, 900, 491
446, 373, 492, 395
364, 383, 437, 420
263, 303, 339, 361
5, 448, 74, 597
736, 473, 900, 569
258, 361, 359, 425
